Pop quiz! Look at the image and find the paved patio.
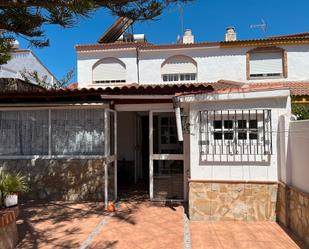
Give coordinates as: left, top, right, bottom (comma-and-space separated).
16, 200, 307, 249
190, 221, 307, 249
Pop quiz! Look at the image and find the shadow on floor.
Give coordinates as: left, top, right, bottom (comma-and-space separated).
16, 200, 106, 249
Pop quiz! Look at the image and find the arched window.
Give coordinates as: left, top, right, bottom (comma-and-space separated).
247, 47, 287, 80
161, 55, 197, 82
92, 57, 126, 84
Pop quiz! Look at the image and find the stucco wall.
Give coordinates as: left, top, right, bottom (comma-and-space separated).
286, 120, 309, 193
0, 159, 106, 201
0, 51, 55, 84
77, 44, 309, 87
77, 49, 138, 88
189, 96, 290, 181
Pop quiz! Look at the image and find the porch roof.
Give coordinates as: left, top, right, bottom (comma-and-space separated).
0, 81, 238, 104
0, 80, 306, 104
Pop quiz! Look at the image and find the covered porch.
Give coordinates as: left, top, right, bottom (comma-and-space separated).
0, 82, 222, 205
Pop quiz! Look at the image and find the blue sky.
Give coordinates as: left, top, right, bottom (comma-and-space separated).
18, 0, 309, 82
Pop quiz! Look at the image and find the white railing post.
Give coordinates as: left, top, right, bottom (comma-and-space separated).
149, 111, 153, 200
114, 111, 118, 201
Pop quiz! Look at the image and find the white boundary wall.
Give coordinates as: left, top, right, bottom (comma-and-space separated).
286, 120, 309, 193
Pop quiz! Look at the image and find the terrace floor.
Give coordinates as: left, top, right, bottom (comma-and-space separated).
16, 200, 307, 249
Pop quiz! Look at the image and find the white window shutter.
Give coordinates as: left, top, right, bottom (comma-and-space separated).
162, 56, 197, 74
250, 52, 283, 75
93, 58, 126, 81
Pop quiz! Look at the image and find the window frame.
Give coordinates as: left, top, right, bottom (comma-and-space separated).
0, 105, 112, 159
92, 57, 126, 84
162, 73, 197, 82
199, 109, 273, 156
246, 46, 287, 80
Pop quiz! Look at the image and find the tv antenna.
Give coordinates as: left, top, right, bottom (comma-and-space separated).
250, 19, 268, 33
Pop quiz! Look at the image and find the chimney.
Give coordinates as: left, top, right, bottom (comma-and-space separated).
225, 26, 236, 41
182, 29, 194, 44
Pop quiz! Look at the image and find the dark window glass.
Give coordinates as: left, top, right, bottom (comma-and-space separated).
238, 132, 247, 140
224, 132, 233, 140
238, 120, 246, 129
249, 132, 258, 140
213, 120, 222, 129
163, 75, 168, 81
214, 132, 222, 140
224, 120, 233, 129
180, 74, 185, 81
249, 120, 258, 129
191, 74, 196, 80
185, 74, 191, 80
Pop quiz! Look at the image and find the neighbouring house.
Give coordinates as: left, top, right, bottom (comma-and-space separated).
0, 19, 309, 231
0, 41, 56, 85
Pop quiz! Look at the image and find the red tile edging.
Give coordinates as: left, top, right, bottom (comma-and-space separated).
0, 207, 19, 227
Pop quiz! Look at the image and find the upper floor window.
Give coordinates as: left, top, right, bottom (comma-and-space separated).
247, 47, 287, 80
92, 57, 126, 84
161, 55, 197, 82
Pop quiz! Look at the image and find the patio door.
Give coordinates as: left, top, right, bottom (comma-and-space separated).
149, 110, 184, 201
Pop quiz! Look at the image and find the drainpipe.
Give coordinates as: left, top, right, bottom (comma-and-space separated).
173, 96, 183, 141
136, 46, 140, 83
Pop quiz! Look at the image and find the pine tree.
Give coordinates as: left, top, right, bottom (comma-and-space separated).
0, 0, 191, 64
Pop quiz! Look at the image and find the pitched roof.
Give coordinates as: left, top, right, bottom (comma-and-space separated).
248, 82, 309, 96
76, 33, 309, 52
269, 32, 309, 39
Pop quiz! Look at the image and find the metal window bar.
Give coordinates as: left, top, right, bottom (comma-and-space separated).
199, 109, 272, 157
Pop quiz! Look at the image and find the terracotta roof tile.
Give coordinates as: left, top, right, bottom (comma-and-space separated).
76, 34, 309, 52
247, 82, 309, 96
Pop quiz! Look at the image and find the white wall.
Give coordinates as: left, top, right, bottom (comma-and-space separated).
1, 51, 55, 84
188, 96, 290, 181
285, 120, 309, 193
77, 49, 138, 88
77, 44, 309, 87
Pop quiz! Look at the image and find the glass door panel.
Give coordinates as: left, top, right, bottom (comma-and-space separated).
153, 160, 184, 200
150, 111, 184, 201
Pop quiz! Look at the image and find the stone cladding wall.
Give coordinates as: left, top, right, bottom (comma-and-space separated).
189, 181, 277, 221
0, 159, 106, 201
277, 182, 309, 247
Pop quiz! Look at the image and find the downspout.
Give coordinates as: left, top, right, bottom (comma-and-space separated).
173, 96, 184, 141
136, 46, 140, 83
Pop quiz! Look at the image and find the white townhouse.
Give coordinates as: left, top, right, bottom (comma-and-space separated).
0, 18, 309, 223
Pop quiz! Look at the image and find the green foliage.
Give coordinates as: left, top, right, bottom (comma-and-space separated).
0, 36, 13, 64
292, 103, 309, 120
0, 0, 191, 64
20, 68, 74, 89
0, 170, 28, 197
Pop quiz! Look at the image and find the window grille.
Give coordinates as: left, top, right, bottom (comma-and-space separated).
199, 110, 272, 157
162, 73, 196, 82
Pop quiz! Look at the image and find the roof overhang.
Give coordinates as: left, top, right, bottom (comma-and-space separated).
177, 88, 290, 103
